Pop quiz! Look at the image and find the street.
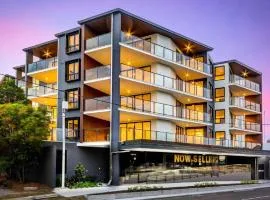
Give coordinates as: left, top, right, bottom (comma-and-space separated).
160, 187, 270, 200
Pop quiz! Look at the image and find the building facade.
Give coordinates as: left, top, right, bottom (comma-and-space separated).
14, 9, 269, 186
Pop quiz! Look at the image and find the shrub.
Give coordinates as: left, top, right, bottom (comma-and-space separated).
71, 181, 99, 189
128, 185, 163, 192
74, 163, 88, 182
194, 182, 217, 187
240, 180, 259, 184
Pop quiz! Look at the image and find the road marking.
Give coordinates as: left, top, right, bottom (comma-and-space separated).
242, 195, 270, 200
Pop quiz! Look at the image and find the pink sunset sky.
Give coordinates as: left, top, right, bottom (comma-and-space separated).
0, 0, 270, 140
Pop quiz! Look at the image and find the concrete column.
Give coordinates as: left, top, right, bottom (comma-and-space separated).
25, 52, 33, 95
110, 12, 121, 186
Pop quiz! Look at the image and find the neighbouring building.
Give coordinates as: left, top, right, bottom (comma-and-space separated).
13, 8, 270, 186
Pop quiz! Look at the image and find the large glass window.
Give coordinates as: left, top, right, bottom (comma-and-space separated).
66, 89, 79, 109
66, 60, 80, 81
66, 118, 79, 138
66, 32, 80, 53
186, 104, 204, 121
186, 128, 204, 144
215, 110, 225, 124
215, 87, 225, 102
120, 121, 151, 142
215, 66, 225, 81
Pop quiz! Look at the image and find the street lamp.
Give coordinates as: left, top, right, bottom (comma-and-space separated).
61, 101, 68, 189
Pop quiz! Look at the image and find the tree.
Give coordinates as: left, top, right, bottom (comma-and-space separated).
0, 78, 27, 104
0, 103, 50, 182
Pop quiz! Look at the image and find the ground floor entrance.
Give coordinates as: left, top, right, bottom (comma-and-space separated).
119, 152, 257, 184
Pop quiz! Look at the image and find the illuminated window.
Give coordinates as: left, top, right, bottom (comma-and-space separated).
120, 121, 151, 142
186, 128, 204, 144
66, 60, 80, 81
186, 104, 204, 121
66, 89, 79, 109
66, 118, 79, 138
215, 110, 225, 124
215, 66, 225, 81
66, 32, 80, 53
215, 88, 225, 102
215, 131, 225, 139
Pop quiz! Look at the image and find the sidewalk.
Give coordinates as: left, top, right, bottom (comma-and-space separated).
54, 180, 270, 198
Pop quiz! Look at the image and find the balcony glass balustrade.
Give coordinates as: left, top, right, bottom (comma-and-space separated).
28, 57, 58, 73
84, 96, 211, 123
85, 65, 211, 99
230, 97, 260, 112
119, 127, 261, 150
230, 118, 261, 132
28, 84, 57, 97
85, 32, 211, 75
230, 74, 260, 92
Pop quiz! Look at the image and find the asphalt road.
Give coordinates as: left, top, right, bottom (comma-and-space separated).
159, 187, 270, 200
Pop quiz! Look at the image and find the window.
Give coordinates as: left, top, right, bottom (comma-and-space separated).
66, 89, 79, 109
215, 88, 225, 102
215, 66, 225, 80
186, 104, 204, 121
66, 118, 79, 138
66, 32, 80, 53
66, 60, 80, 81
215, 131, 225, 140
215, 110, 225, 124
186, 128, 204, 144
120, 121, 151, 141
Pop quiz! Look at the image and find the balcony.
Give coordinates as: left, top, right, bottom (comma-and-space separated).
230, 118, 261, 134
84, 65, 211, 104
120, 128, 261, 150
84, 33, 212, 80
229, 74, 261, 95
27, 57, 58, 83
84, 96, 212, 127
230, 97, 261, 115
27, 84, 57, 106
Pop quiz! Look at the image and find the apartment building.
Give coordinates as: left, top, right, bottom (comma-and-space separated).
14, 9, 269, 186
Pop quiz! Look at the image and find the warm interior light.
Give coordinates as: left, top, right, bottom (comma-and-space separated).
243, 93, 246, 96
187, 98, 190, 102
184, 43, 193, 53
242, 70, 248, 77
126, 32, 132, 37
43, 49, 52, 58
127, 61, 131, 65
127, 90, 131, 94
185, 73, 189, 77
45, 77, 48, 81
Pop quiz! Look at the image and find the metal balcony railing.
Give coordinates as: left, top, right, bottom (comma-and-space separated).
230, 74, 260, 92
230, 118, 261, 132
84, 65, 211, 99
230, 97, 260, 112
119, 128, 261, 150
86, 33, 111, 50
84, 96, 211, 123
85, 32, 212, 75
122, 36, 211, 75
28, 57, 58, 73
27, 84, 57, 97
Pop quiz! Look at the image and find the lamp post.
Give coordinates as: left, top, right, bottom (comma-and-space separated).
61, 101, 68, 189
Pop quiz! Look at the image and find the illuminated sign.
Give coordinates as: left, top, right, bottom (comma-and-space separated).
174, 154, 221, 164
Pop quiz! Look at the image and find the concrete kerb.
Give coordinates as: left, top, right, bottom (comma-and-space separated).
54, 181, 269, 198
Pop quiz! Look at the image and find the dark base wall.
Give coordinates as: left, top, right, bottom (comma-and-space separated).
29, 142, 109, 187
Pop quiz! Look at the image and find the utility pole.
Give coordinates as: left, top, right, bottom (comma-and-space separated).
61, 101, 68, 189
